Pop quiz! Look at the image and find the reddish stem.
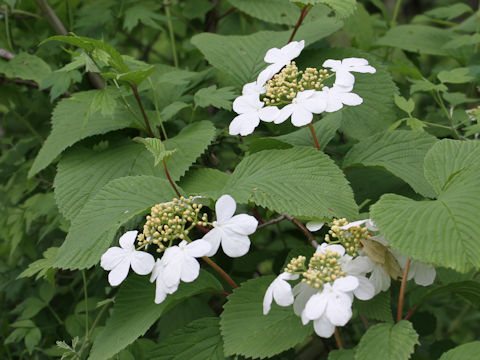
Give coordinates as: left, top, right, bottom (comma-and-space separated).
162, 160, 181, 197
334, 327, 344, 349
397, 258, 411, 322
130, 84, 155, 138
288, 6, 311, 43
308, 123, 321, 150
403, 305, 417, 321
202, 256, 238, 289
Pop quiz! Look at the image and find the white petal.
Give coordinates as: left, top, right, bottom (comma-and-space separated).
257, 63, 283, 85
334, 70, 355, 88
369, 265, 391, 294
279, 272, 300, 281
301, 309, 310, 325
322, 59, 341, 71
201, 229, 222, 257
130, 251, 155, 275
304, 293, 327, 320
242, 81, 264, 96
412, 262, 436, 286
274, 104, 294, 124
220, 231, 251, 257
316, 243, 345, 257
150, 259, 162, 282
229, 113, 260, 136
340, 92, 363, 106
233, 95, 262, 114
353, 276, 375, 300
101, 247, 126, 270
162, 246, 181, 266
258, 106, 280, 122
291, 106, 313, 127
295, 89, 316, 101
341, 219, 369, 230
344, 256, 372, 275
263, 285, 274, 315
180, 256, 200, 283
302, 94, 327, 114
163, 261, 182, 288
216, 194, 236, 223
325, 292, 353, 326
313, 316, 336, 338
264, 47, 284, 64
154, 278, 168, 304
281, 40, 305, 61
185, 239, 211, 258
108, 260, 130, 286
273, 280, 295, 307
119, 231, 138, 251
333, 276, 359, 292
293, 282, 317, 316
342, 58, 369, 67
306, 221, 323, 232
224, 214, 258, 235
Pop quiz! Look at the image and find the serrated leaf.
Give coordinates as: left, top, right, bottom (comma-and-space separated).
292, 0, 357, 19
18, 247, 58, 280
194, 86, 236, 111
148, 318, 227, 360
40, 70, 82, 102
90, 88, 117, 116
54, 121, 216, 221
220, 276, 313, 358
439, 341, 480, 360
134, 137, 177, 166
227, 0, 300, 25
356, 321, 419, 360
160, 101, 189, 122
425, 3, 472, 20
28, 90, 133, 177
329, 349, 355, 360
191, 19, 342, 87
53, 176, 178, 270
222, 147, 358, 219
89, 272, 222, 360
438, 67, 474, 84
103, 65, 155, 86
376, 25, 453, 56
0, 52, 51, 83
343, 130, 438, 198
406, 117, 426, 131
409, 79, 447, 94
394, 95, 414, 114
123, 5, 168, 31
354, 290, 392, 322
179, 168, 230, 196
371, 163, 480, 272
416, 281, 480, 310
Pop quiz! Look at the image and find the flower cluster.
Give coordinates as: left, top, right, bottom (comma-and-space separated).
229, 40, 376, 135
100, 195, 258, 304
263, 218, 436, 338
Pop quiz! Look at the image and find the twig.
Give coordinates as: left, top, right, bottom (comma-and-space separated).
403, 305, 417, 321
285, 214, 317, 247
288, 6, 311, 43
334, 327, 343, 349
202, 256, 238, 289
258, 215, 287, 229
397, 258, 410, 322
130, 84, 155, 137
163, 160, 181, 198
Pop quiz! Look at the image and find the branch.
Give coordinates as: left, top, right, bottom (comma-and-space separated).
285, 214, 317, 247
258, 215, 287, 229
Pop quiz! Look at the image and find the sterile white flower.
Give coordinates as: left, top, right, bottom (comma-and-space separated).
257, 40, 305, 84
242, 81, 266, 96
341, 218, 378, 231
306, 221, 323, 232
201, 194, 258, 257
100, 230, 155, 286
229, 95, 279, 136
322, 57, 376, 88
162, 239, 211, 288
341, 255, 375, 300
263, 272, 299, 315
394, 252, 436, 286
367, 257, 391, 295
274, 90, 326, 126
318, 85, 363, 113
149, 258, 178, 304
293, 281, 317, 316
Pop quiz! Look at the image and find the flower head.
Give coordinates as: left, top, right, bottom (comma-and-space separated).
263, 272, 299, 315
322, 57, 376, 88
201, 195, 258, 257
100, 231, 155, 286
229, 95, 279, 136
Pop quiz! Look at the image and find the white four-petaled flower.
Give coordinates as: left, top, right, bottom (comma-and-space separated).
150, 258, 178, 304
275, 90, 326, 126
100, 230, 155, 286
229, 95, 279, 136
323, 57, 376, 88
318, 85, 363, 113
257, 40, 305, 84
201, 194, 258, 257
263, 272, 299, 315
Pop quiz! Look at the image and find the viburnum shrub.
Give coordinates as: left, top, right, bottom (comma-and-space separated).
1, 1, 480, 359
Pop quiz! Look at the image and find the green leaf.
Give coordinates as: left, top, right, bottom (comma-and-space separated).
103, 66, 155, 86
179, 168, 230, 196
123, 5, 168, 31
438, 67, 474, 84
220, 276, 313, 358
439, 341, 480, 360
328, 349, 355, 360
28, 90, 133, 178
54, 121, 215, 221
0, 52, 51, 83
423, 140, 480, 195
409, 79, 447, 94
194, 86, 236, 111
343, 130, 438, 198
89, 272, 222, 360
292, 0, 357, 19
394, 95, 414, 114
222, 147, 358, 219
40, 70, 82, 102
25, 328, 41, 354
160, 101, 189, 122
148, 318, 227, 360
356, 321, 419, 360
191, 19, 342, 87
227, 0, 300, 25
18, 247, 58, 280
425, 3, 472, 20
354, 290, 392, 322
405, 117, 426, 131
90, 88, 117, 116
416, 281, 480, 310
134, 137, 177, 166
376, 25, 453, 56
53, 176, 178, 270
371, 164, 480, 272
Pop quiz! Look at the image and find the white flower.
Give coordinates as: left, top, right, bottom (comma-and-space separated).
293, 281, 317, 316
341, 255, 375, 300
341, 218, 378, 231
149, 258, 178, 304
302, 276, 358, 337
263, 272, 299, 315
201, 195, 258, 257
229, 95, 279, 136
162, 239, 211, 288
257, 40, 305, 84
274, 90, 326, 126
367, 257, 391, 295
100, 231, 155, 286
322, 58, 376, 88
394, 252, 436, 286
315, 242, 346, 256
242, 81, 265, 96
318, 85, 363, 113
306, 221, 323, 232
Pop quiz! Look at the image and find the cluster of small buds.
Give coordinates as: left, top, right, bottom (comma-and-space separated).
302, 250, 346, 289
137, 196, 208, 252
285, 255, 306, 273
325, 218, 368, 257
263, 62, 330, 106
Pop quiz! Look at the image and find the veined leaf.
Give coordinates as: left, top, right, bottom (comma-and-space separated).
53, 176, 178, 270
222, 147, 358, 219
439, 341, 480, 360
28, 90, 133, 178
0, 52, 51, 84
220, 276, 313, 358
134, 137, 177, 166
18, 247, 58, 280
343, 130, 438, 198
328, 349, 355, 360
148, 317, 227, 360
194, 86, 236, 111
89, 272, 222, 360
179, 168, 230, 196
227, 0, 300, 25
354, 290, 392, 322
292, 0, 357, 19
356, 321, 419, 360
